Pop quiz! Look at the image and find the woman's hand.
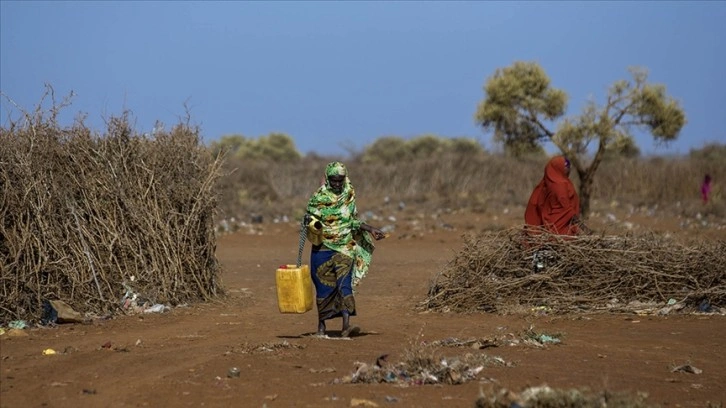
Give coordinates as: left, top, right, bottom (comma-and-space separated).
371, 229, 388, 240
362, 224, 388, 240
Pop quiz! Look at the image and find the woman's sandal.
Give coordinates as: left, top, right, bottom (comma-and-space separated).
341, 326, 360, 338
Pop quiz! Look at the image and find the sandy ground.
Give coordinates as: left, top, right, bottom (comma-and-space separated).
1, 207, 725, 408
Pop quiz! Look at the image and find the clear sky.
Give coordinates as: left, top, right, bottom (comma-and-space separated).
1, 1, 724, 156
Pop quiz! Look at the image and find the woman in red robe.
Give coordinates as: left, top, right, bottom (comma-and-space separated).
524, 156, 582, 235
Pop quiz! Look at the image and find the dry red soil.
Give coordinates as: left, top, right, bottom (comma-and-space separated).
2, 208, 725, 408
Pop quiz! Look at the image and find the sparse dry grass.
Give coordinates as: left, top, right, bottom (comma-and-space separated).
215, 153, 725, 227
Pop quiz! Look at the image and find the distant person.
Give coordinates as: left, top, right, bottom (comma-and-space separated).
305, 161, 387, 338
524, 155, 587, 235
701, 174, 712, 204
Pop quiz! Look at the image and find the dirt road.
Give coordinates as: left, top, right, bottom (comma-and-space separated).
2, 210, 725, 407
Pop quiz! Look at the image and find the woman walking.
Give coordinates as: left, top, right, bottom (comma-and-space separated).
305, 162, 386, 337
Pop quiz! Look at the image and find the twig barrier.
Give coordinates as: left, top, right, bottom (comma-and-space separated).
70, 205, 105, 302
422, 227, 726, 314
0, 93, 223, 323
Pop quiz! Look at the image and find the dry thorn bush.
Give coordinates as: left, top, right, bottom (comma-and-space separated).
0, 88, 224, 322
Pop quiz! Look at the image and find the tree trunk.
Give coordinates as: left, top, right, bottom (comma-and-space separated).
577, 133, 609, 220
578, 169, 595, 220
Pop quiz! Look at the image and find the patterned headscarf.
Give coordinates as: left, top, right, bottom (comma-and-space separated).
325, 161, 347, 178
306, 162, 375, 286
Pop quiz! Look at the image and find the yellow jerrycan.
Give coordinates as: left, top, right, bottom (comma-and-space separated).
275, 264, 314, 313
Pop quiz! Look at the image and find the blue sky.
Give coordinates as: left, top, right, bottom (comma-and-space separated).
1, 1, 724, 156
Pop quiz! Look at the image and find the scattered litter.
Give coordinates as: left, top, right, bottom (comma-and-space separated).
307, 333, 353, 341
425, 337, 498, 349
227, 367, 241, 378
227, 287, 254, 298
672, 364, 702, 374
238, 340, 306, 354
658, 300, 686, 315
309, 367, 336, 373
42, 348, 57, 355
143, 304, 169, 314
336, 351, 506, 385
531, 306, 551, 315
41, 300, 85, 325
8, 320, 27, 330
351, 398, 379, 407
522, 327, 562, 346
213, 376, 232, 390
41, 301, 58, 325
537, 334, 561, 344
121, 282, 170, 314
698, 299, 713, 313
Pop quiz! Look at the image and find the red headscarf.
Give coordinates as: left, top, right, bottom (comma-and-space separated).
524, 156, 580, 235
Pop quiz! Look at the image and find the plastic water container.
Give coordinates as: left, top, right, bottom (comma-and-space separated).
275, 264, 314, 313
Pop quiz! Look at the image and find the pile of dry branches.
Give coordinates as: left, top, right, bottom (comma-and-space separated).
0, 97, 224, 323
474, 384, 655, 408
423, 228, 726, 314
